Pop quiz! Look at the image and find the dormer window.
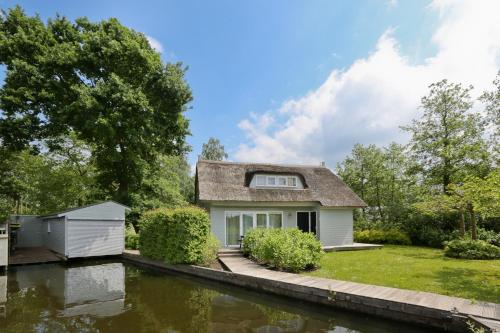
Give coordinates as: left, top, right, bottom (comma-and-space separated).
253, 174, 300, 188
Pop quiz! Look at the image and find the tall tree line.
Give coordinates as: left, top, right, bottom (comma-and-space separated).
337, 76, 499, 245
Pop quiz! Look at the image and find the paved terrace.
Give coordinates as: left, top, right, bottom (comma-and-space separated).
122, 250, 499, 333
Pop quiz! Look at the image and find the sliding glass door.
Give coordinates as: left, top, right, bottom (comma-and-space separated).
225, 213, 241, 246
225, 211, 284, 246
242, 213, 254, 235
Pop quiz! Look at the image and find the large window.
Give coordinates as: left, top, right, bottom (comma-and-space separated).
224, 211, 283, 246
254, 174, 299, 188
269, 213, 283, 228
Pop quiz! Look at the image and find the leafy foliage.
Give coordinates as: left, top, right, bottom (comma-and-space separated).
477, 227, 500, 247
444, 239, 500, 260
0, 7, 192, 205
402, 79, 490, 191
139, 206, 218, 265
243, 228, 323, 272
200, 137, 228, 161
480, 71, 500, 163
0, 141, 97, 217
125, 225, 139, 250
337, 143, 416, 226
354, 229, 412, 245
342, 78, 498, 253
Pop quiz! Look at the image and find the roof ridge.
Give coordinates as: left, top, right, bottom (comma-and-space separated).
197, 159, 327, 169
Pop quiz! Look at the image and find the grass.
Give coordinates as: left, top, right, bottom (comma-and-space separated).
303, 245, 500, 303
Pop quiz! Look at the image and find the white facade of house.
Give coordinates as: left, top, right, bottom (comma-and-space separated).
207, 203, 354, 247
11, 201, 129, 258
196, 161, 365, 248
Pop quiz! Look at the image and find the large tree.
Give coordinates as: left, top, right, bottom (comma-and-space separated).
337, 143, 415, 224
200, 137, 228, 161
480, 72, 500, 163
402, 80, 489, 192
0, 7, 192, 205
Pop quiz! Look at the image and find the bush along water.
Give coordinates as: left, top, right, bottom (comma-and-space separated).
354, 229, 412, 245
243, 228, 323, 273
444, 239, 500, 260
139, 206, 219, 266
125, 225, 139, 250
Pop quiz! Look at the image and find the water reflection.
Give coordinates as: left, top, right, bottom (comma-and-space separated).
0, 261, 434, 333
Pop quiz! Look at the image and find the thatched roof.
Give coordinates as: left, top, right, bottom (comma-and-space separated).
196, 160, 367, 207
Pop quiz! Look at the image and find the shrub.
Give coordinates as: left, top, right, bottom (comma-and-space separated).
242, 228, 267, 256
139, 206, 216, 265
444, 239, 500, 260
477, 228, 500, 247
354, 229, 412, 245
200, 233, 220, 267
125, 225, 139, 250
243, 228, 323, 272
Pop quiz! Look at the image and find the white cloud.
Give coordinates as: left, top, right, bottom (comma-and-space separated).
146, 35, 164, 53
235, 0, 500, 167
387, 0, 398, 8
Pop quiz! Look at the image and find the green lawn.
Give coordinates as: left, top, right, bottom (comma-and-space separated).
303, 245, 500, 303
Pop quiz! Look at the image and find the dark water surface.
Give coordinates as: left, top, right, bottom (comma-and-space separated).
0, 260, 439, 333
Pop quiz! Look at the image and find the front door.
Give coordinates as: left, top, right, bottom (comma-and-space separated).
297, 211, 317, 235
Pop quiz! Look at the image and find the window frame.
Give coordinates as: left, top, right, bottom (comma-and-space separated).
296, 211, 317, 235
254, 174, 299, 188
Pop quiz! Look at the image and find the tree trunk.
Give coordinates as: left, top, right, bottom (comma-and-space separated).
467, 203, 477, 240
458, 211, 465, 237
15, 199, 20, 215
117, 179, 130, 206
375, 181, 384, 222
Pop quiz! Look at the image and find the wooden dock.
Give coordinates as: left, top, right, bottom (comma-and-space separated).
9, 247, 63, 265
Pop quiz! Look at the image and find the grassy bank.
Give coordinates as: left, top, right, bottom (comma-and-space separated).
303, 245, 499, 303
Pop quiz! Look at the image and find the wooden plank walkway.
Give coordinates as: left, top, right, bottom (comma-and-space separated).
219, 255, 500, 330
9, 247, 63, 265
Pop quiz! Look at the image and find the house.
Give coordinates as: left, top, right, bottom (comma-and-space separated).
10, 201, 130, 259
195, 160, 367, 247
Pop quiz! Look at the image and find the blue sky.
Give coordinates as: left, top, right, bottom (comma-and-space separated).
1, 1, 499, 168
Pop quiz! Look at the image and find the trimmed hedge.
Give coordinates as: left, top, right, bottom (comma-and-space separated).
243, 228, 323, 272
139, 206, 218, 265
444, 239, 500, 260
354, 229, 412, 245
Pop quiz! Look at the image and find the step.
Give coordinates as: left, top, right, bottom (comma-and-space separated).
218, 252, 243, 258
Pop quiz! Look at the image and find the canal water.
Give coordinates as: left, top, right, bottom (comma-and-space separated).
0, 260, 440, 332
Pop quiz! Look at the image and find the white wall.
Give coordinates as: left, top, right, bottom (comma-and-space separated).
66, 219, 124, 258
319, 208, 353, 246
42, 217, 66, 255
0, 235, 7, 268
10, 215, 43, 247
